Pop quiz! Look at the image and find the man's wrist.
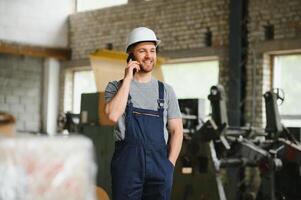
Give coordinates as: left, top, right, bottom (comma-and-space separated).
123, 76, 132, 84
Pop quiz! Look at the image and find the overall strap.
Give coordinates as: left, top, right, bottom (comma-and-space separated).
157, 81, 165, 110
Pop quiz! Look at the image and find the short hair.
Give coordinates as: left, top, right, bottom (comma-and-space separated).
0, 111, 16, 125
127, 44, 135, 54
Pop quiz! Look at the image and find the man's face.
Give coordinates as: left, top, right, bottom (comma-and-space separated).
133, 42, 157, 73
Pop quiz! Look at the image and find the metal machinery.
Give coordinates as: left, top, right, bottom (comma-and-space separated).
171, 98, 221, 200
172, 85, 301, 200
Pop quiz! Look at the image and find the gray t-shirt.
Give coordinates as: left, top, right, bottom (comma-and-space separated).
105, 77, 181, 143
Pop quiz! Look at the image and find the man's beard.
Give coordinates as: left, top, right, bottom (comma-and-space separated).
139, 60, 155, 73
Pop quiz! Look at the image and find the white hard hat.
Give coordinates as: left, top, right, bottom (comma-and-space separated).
125, 27, 161, 52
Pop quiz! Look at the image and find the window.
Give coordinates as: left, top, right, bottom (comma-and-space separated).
273, 54, 301, 127
73, 70, 97, 114
77, 0, 128, 12
161, 59, 219, 116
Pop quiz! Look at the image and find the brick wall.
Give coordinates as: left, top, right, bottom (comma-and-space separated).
0, 54, 43, 132
68, 0, 230, 116
69, 0, 301, 127
246, 0, 301, 127
69, 0, 229, 59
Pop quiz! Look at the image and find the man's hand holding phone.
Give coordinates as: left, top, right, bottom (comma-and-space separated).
124, 55, 140, 80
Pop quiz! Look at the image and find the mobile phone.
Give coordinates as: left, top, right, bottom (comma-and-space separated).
127, 53, 135, 62
127, 53, 137, 75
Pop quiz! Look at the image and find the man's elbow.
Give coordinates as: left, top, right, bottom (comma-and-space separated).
105, 111, 119, 124
107, 113, 119, 123
105, 104, 118, 123
176, 129, 184, 139
170, 128, 183, 138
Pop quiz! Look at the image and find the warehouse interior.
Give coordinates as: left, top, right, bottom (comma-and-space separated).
0, 0, 301, 199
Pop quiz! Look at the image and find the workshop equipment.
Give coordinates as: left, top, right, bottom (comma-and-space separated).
173, 85, 301, 200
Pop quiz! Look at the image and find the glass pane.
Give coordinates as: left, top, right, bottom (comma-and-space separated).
273, 54, 301, 127
273, 55, 301, 115
161, 60, 219, 115
73, 70, 97, 114
77, 0, 128, 12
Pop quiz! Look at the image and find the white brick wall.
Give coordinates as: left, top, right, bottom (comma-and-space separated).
0, 54, 42, 132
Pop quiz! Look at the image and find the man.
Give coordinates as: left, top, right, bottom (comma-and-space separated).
105, 27, 183, 200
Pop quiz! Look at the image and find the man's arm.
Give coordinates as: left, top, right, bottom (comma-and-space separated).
105, 78, 131, 123
105, 60, 140, 123
168, 118, 183, 166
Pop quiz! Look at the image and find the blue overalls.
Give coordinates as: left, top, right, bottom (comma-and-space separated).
111, 81, 174, 200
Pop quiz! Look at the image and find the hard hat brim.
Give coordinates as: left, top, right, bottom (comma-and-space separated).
126, 40, 161, 53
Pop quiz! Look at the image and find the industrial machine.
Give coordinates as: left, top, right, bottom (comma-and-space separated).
172, 85, 301, 200
171, 98, 221, 200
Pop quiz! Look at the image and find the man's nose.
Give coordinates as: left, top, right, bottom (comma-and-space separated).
145, 51, 151, 58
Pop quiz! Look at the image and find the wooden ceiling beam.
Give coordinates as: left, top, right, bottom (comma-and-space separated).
0, 41, 71, 60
